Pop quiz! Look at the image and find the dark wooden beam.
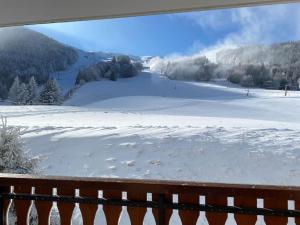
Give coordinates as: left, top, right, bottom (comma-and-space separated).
0, 0, 298, 27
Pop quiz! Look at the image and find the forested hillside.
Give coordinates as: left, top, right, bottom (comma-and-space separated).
149, 41, 300, 90
0, 27, 78, 99
215, 42, 300, 89
216, 41, 300, 66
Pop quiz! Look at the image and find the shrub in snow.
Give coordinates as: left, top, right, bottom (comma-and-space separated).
39, 78, 62, 105
0, 117, 36, 173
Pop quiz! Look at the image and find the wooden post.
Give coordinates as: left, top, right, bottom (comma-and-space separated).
0, 193, 3, 225
285, 84, 288, 96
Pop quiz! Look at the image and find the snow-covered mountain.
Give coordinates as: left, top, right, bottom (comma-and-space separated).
0, 27, 141, 98
216, 41, 300, 66
0, 27, 78, 91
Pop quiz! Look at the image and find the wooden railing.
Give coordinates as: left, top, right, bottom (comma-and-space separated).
1, 173, 300, 225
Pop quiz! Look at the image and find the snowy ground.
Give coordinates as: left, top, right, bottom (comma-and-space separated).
2, 72, 300, 185
2, 72, 300, 224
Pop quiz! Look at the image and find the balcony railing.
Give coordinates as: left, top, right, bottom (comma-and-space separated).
1, 173, 300, 225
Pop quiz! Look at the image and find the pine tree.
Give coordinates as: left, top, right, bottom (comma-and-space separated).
39, 79, 61, 105
27, 76, 39, 104
8, 77, 30, 105
19, 83, 29, 105
8, 76, 20, 104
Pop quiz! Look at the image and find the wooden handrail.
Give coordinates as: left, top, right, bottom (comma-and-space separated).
0, 173, 300, 199
1, 173, 300, 225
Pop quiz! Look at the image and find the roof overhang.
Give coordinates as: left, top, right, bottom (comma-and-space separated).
0, 0, 298, 27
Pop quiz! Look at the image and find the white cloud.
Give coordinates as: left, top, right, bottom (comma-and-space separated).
175, 9, 235, 31
170, 3, 300, 62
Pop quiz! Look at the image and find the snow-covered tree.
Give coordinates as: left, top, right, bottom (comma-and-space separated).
8, 76, 21, 104
0, 117, 38, 225
27, 76, 39, 104
150, 56, 216, 82
8, 77, 30, 105
19, 83, 29, 105
39, 78, 61, 105
0, 117, 36, 173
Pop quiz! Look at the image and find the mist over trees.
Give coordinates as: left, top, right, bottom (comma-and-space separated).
148, 40, 300, 90
226, 64, 271, 88
149, 56, 216, 82
214, 41, 300, 89
216, 41, 300, 66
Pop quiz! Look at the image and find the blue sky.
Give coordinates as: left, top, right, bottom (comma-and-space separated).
30, 2, 300, 57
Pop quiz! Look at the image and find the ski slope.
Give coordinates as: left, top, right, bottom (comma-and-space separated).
50, 49, 112, 92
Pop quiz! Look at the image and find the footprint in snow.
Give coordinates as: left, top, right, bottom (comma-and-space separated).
106, 157, 116, 162
122, 160, 135, 167
148, 160, 161, 166
119, 142, 137, 147
108, 166, 117, 170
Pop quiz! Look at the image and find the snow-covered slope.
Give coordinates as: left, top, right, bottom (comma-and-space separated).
51, 49, 142, 93
50, 49, 107, 92
65, 72, 246, 106
2, 72, 300, 186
